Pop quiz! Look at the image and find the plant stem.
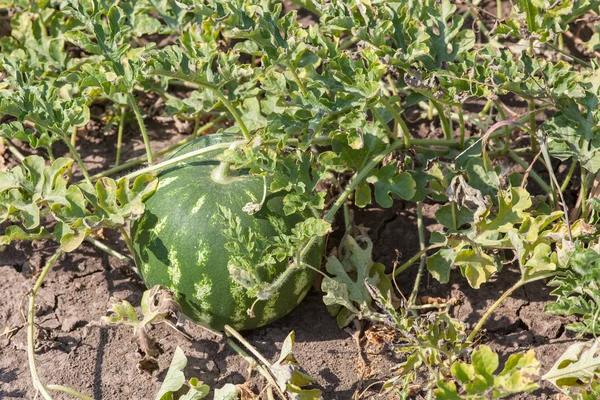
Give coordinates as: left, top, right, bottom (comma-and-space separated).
582, 166, 589, 221
450, 201, 458, 231
390, 243, 445, 279
70, 126, 77, 157
1, 138, 25, 161
370, 105, 394, 139
536, 134, 573, 240
63, 138, 92, 185
409, 303, 451, 311
225, 325, 271, 366
46, 385, 93, 400
285, 59, 307, 96
117, 226, 136, 259
123, 141, 236, 180
528, 100, 537, 153
127, 93, 154, 165
431, 101, 453, 140
28, 250, 65, 400
507, 149, 553, 197
152, 71, 250, 140
560, 160, 578, 193
458, 108, 466, 149
379, 97, 411, 147
89, 115, 226, 181
47, 145, 55, 162
467, 280, 523, 343
226, 339, 286, 399
115, 106, 125, 167
224, 325, 288, 399
427, 100, 434, 120
478, 99, 493, 118
408, 202, 426, 307
493, 100, 511, 154
84, 236, 132, 262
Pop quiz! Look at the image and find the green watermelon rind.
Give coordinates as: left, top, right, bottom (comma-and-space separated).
131, 134, 323, 331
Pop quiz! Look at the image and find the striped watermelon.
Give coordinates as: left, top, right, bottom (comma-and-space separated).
130, 134, 323, 331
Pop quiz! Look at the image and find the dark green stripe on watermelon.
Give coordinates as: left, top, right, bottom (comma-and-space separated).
131, 134, 323, 331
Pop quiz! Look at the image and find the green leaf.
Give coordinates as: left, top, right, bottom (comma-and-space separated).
285, 385, 322, 400
179, 378, 210, 400
479, 188, 532, 234
469, 345, 498, 393
451, 362, 474, 383
367, 165, 416, 208
155, 347, 188, 400
354, 184, 372, 208
543, 339, 600, 388
64, 31, 101, 55
434, 380, 463, 400
435, 204, 474, 230
454, 249, 498, 289
321, 235, 390, 327
213, 384, 239, 400
545, 245, 600, 334
522, 242, 557, 282
0, 226, 51, 246
269, 331, 321, 398
102, 299, 139, 326
493, 350, 539, 398
427, 247, 456, 284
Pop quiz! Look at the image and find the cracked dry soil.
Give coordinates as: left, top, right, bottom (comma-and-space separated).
0, 199, 578, 399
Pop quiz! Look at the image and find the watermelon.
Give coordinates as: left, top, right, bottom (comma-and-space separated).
131, 134, 323, 331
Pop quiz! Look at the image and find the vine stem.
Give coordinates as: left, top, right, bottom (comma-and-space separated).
115, 106, 126, 167
582, 167, 589, 221
457, 108, 466, 150
285, 59, 307, 96
378, 97, 411, 147
226, 340, 286, 399
28, 250, 64, 400
467, 280, 523, 343
84, 236, 132, 262
127, 93, 154, 165
390, 243, 445, 279
224, 325, 287, 399
1, 137, 26, 161
152, 71, 250, 140
431, 101, 453, 140
324, 140, 405, 222
46, 385, 93, 400
507, 149, 553, 197
407, 202, 426, 308
124, 141, 238, 180
560, 160, 578, 193
63, 138, 92, 185
528, 100, 537, 153
88, 115, 226, 181
117, 226, 136, 260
